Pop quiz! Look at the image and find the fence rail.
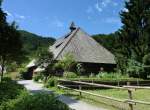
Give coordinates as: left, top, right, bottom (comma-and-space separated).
58, 79, 150, 110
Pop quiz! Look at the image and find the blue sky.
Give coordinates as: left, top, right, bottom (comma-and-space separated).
2, 0, 125, 38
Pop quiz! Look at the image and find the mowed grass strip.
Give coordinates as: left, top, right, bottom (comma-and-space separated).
87, 89, 150, 102
85, 89, 150, 110
63, 88, 150, 110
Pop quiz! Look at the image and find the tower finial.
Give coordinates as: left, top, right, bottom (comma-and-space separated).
70, 22, 76, 31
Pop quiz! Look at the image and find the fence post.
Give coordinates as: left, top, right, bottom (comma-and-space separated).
127, 82, 133, 110
79, 85, 82, 96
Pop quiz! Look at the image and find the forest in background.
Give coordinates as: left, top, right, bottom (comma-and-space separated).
93, 0, 150, 79
19, 30, 55, 60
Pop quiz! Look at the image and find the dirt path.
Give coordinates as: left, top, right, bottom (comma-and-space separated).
18, 80, 107, 110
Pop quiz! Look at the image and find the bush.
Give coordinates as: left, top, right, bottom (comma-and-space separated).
142, 54, 150, 79
126, 59, 145, 78
0, 77, 25, 105
63, 72, 78, 78
33, 73, 44, 82
89, 73, 95, 78
54, 53, 76, 72
6, 62, 18, 72
0, 92, 69, 110
0, 78, 69, 110
96, 72, 129, 80
96, 72, 108, 78
44, 77, 57, 88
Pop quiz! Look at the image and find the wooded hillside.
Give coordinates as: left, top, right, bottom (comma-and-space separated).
19, 30, 56, 58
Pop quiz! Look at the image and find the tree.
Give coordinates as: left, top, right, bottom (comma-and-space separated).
120, 0, 150, 60
54, 53, 76, 72
0, 0, 2, 6
142, 53, 150, 79
126, 59, 144, 78
35, 48, 54, 80
36, 47, 53, 66
117, 0, 150, 77
0, 2, 23, 81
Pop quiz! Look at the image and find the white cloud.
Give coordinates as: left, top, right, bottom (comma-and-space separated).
95, 2, 103, 12
105, 17, 120, 24
15, 14, 26, 20
4, 10, 12, 17
94, 0, 118, 13
122, 8, 129, 12
101, 0, 111, 7
19, 15, 25, 19
97, 0, 118, 8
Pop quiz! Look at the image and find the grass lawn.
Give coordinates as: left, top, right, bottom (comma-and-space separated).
87, 89, 150, 102
60, 88, 150, 110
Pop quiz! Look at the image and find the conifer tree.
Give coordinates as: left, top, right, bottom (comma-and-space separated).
120, 0, 150, 59
118, 0, 150, 78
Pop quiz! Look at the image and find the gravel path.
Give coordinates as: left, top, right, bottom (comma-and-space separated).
18, 80, 107, 110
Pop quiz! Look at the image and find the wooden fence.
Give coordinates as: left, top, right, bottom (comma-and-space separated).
57, 79, 150, 110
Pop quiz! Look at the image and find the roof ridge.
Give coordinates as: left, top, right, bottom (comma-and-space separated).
55, 27, 80, 59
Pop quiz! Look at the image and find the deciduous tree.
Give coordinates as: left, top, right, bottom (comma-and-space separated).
0, 1, 23, 81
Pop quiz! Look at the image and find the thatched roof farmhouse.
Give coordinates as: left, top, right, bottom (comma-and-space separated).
50, 22, 116, 74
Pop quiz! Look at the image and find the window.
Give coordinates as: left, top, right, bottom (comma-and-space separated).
64, 33, 71, 39
56, 42, 63, 48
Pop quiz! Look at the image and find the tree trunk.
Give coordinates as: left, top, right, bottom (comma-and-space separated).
0, 57, 5, 82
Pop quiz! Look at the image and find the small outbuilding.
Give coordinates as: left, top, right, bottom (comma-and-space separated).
25, 59, 37, 79
49, 22, 116, 74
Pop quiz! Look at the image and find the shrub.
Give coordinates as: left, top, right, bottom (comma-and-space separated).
0, 77, 25, 105
33, 73, 44, 82
6, 62, 18, 72
142, 54, 150, 79
96, 72, 129, 80
96, 72, 108, 78
0, 93, 69, 110
126, 59, 145, 78
76, 63, 85, 75
0, 78, 69, 110
44, 77, 57, 88
89, 73, 95, 78
63, 72, 78, 78
54, 53, 76, 72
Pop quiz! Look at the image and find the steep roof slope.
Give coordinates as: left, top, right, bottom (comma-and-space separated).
50, 26, 116, 64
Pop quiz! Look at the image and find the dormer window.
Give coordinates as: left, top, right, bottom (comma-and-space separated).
56, 42, 63, 48
64, 33, 71, 39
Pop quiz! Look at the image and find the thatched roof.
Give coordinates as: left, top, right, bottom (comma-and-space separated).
34, 67, 45, 73
26, 59, 37, 68
50, 23, 116, 64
